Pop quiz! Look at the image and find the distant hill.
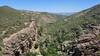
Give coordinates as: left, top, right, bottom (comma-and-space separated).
0, 6, 64, 38
56, 12, 76, 16
65, 4, 100, 23
0, 6, 19, 15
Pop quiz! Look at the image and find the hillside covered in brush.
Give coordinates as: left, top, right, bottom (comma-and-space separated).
0, 6, 65, 55
0, 4, 100, 56
35, 4, 100, 56
0, 6, 64, 37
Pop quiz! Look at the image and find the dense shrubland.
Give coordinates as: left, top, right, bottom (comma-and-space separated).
0, 4, 100, 56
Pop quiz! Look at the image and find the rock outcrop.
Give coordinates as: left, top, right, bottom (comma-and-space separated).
67, 24, 100, 56
3, 19, 37, 56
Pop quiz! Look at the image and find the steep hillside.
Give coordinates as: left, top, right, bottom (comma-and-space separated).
0, 6, 63, 38
60, 4, 100, 32
0, 6, 64, 55
35, 4, 100, 56
65, 4, 100, 23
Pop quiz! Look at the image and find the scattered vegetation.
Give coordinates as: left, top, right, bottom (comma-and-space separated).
0, 4, 100, 56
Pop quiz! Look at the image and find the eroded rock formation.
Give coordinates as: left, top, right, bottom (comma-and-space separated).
3, 19, 37, 56
68, 24, 100, 56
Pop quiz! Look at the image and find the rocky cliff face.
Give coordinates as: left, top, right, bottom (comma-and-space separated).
3, 20, 37, 56
67, 24, 100, 56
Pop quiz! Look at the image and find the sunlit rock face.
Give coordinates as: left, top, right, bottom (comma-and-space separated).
3, 20, 37, 56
